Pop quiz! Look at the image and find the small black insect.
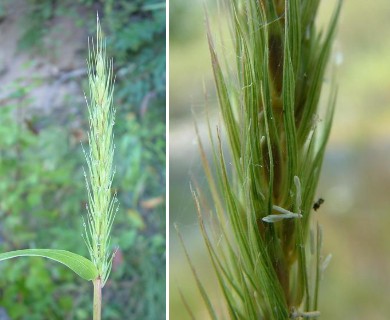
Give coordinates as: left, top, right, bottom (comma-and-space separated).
313, 198, 324, 211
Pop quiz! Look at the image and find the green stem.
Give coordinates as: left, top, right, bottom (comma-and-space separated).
313, 224, 322, 315
93, 278, 102, 320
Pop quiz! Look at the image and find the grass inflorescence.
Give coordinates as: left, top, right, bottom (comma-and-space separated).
83, 15, 118, 289
83, 15, 118, 320
190, 1, 342, 318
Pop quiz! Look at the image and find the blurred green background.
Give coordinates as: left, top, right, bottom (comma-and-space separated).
170, 0, 390, 319
0, 0, 165, 319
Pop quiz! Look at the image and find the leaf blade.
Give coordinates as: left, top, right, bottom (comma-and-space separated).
0, 249, 98, 281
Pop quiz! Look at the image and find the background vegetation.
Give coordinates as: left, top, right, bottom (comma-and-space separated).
170, 0, 390, 319
0, 0, 165, 319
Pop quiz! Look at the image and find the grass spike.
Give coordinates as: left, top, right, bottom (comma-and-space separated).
186, 0, 342, 318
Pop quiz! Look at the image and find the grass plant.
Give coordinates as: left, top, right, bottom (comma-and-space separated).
83, 14, 118, 320
0, 15, 117, 320
187, 0, 342, 318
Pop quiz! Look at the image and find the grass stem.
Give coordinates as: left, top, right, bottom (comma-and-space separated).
93, 278, 102, 320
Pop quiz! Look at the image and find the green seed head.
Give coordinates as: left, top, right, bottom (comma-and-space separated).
194, 0, 342, 318
83, 15, 117, 287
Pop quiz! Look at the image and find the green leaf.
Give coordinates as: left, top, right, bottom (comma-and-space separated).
0, 249, 98, 281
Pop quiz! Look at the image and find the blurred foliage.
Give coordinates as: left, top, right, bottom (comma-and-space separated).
0, 0, 165, 319
17, 0, 166, 110
169, 1, 200, 43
